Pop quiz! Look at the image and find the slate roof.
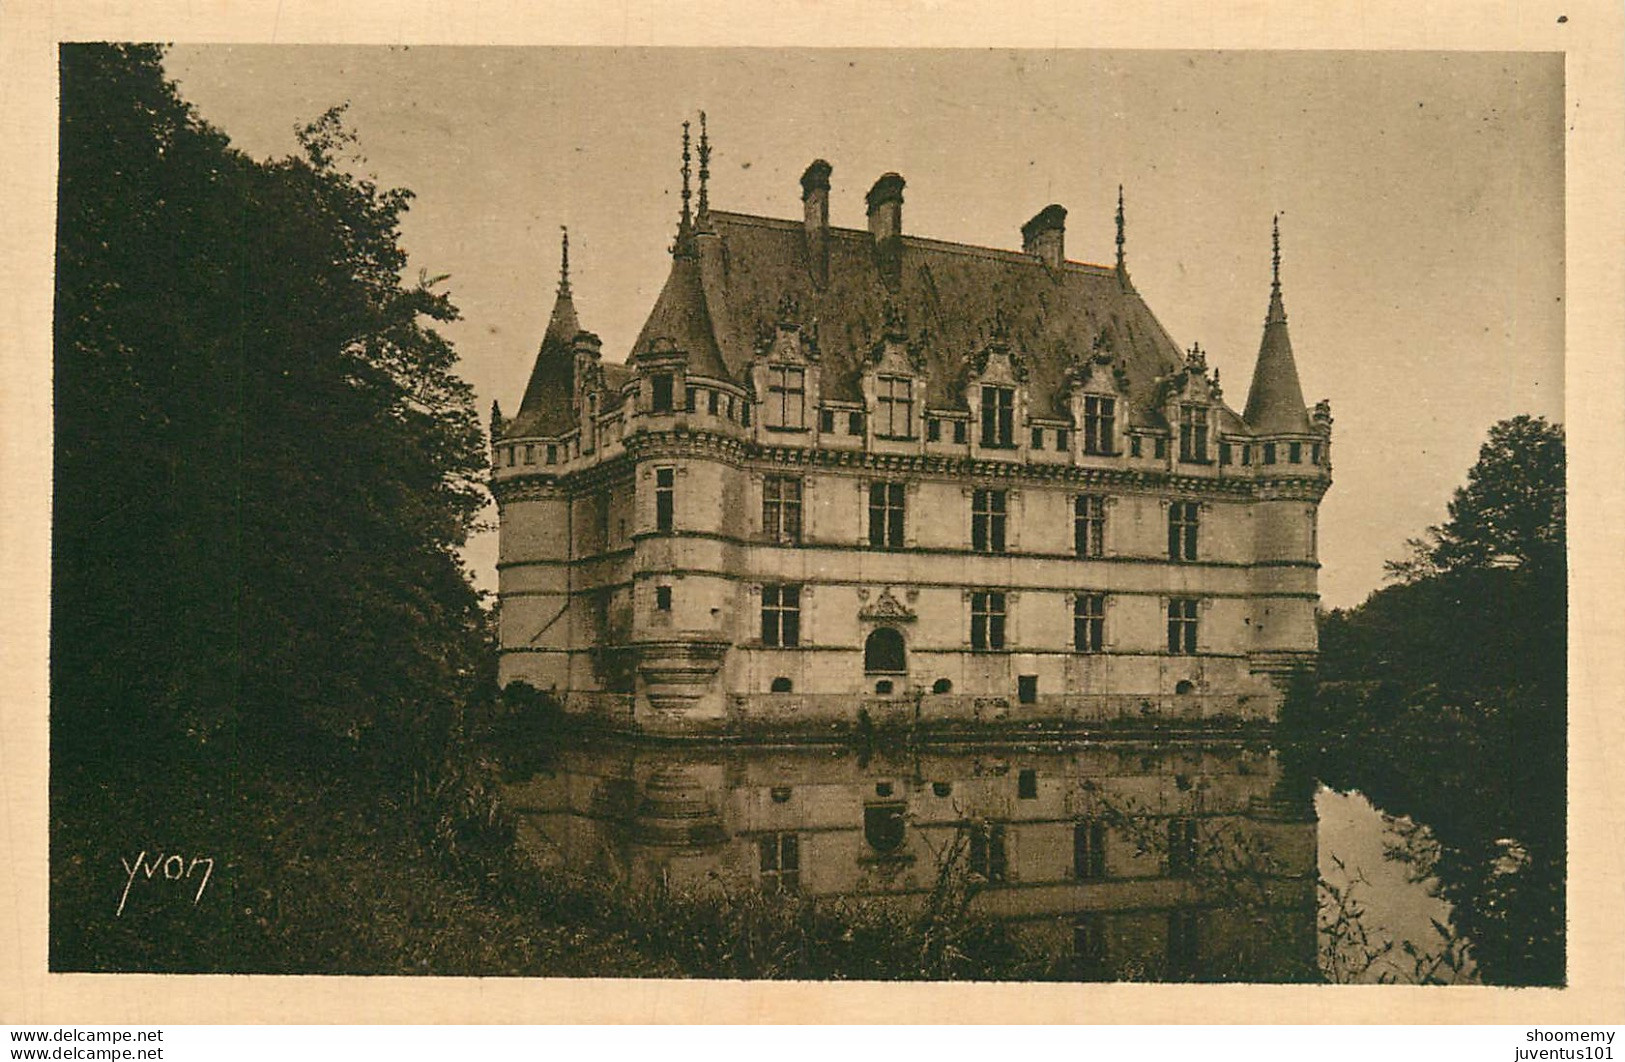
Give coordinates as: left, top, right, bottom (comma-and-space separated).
508, 283, 580, 438
1242, 286, 1313, 435
630, 209, 1254, 430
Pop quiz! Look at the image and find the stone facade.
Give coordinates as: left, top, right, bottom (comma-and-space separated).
492, 127, 1331, 738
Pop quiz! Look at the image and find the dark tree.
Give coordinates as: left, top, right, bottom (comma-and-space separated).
53, 45, 489, 766
1386, 415, 1565, 582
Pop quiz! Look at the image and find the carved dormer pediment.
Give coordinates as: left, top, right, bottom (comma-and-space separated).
858, 586, 917, 623
753, 294, 820, 365
1155, 343, 1223, 407
964, 309, 1029, 385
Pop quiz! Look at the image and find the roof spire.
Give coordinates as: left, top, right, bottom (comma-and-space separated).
558, 225, 571, 298
1244, 213, 1310, 434
697, 111, 711, 220
679, 119, 693, 238
1115, 185, 1131, 289
1267, 213, 1286, 324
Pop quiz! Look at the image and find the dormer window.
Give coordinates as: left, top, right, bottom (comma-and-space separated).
981, 386, 1015, 448
651, 374, 674, 413
1083, 396, 1116, 455
875, 376, 914, 438
765, 366, 806, 429
1179, 405, 1209, 463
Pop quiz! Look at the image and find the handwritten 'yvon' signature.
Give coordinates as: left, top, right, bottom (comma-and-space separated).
117, 851, 214, 917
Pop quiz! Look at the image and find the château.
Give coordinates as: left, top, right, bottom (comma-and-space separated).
491, 118, 1333, 738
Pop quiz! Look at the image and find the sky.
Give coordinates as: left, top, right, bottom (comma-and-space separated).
164, 47, 1564, 609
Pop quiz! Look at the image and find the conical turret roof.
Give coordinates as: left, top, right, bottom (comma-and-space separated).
629, 244, 729, 380
507, 232, 581, 438
1243, 218, 1312, 435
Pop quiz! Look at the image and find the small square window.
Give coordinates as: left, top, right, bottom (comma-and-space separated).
1289, 441, 1302, 463
1018, 768, 1038, 798
819, 409, 835, 432
848, 411, 864, 435
655, 586, 672, 611
1018, 675, 1038, 705
927, 418, 941, 442
953, 421, 968, 444
1264, 443, 1277, 465
1031, 428, 1045, 450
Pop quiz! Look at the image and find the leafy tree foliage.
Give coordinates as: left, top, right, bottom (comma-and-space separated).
1300, 414, 1567, 985
1386, 415, 1565, 582
53, 45, 489, 766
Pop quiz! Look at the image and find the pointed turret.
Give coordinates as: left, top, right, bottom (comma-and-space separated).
1243, 216, 1312, 435
509, 227, 582, 438
629, 122, 729, 379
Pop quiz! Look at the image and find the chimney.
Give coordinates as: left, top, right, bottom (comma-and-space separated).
801, 159, 832, 287
866, 172, 905, 287
1021, 204, 1067, 270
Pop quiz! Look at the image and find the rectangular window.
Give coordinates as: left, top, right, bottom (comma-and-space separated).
1018, 675, 1038, 705
1073, 913, 1107, 974
971, 489, 1008, 553
819, 408, 835, 432
1263, 442, 1277, 465
1219, 442, 1232, 466
758, 833, 800, 892
969, 822, 1007, 883
506, 446, 516, 467
761, 584, 802, 647
1167, 597, 1199, 655
655, 586, 672, 611
1154, 436, 1168, 459
1167, 818, 1199, 876
1289, 441, 1302, 463
655, 467, 675, 532
740, 399, 750, 426
651, 374, 674, 413
868, 481, 906, 549
763, 475, 803, 544
1168, 501, 1199, 562
1074, 821, 1107, 880
523, 444, 535, 464
1311, 441, 1322, 465
546, 444, 558, 464
766, 366, 806, 428
953, 420, 968, 444
1074, 494, 1106, 558
685, 386, 697, 412
1168, 909, 1200, 978
1074, 593, 1105, 652
980, 386, 1015, 447
708, 391, 720, 415
1057, 428, 1070, 451
1018, 768, 1038, 797
1179, 405, 1209, 462
926, 418, 941, 442
970, 590, 1006, 650
1129, 435, 1142, 458
875, 376, 914, 438
848, 410, 864, 435
1083, 396, 1116, 455
1241, 444, 1252, 466
1031, 428, 1045, 450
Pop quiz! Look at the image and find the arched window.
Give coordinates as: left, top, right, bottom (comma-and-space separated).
864, 627, 906, 674
770, 676, 793, 693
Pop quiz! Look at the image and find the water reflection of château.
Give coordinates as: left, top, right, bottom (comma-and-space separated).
505, 740, 1319, 982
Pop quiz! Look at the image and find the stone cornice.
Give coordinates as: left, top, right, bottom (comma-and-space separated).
493, 428, 1333, 503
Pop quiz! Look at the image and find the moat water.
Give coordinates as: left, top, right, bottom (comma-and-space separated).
503, 736, 1563, 984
